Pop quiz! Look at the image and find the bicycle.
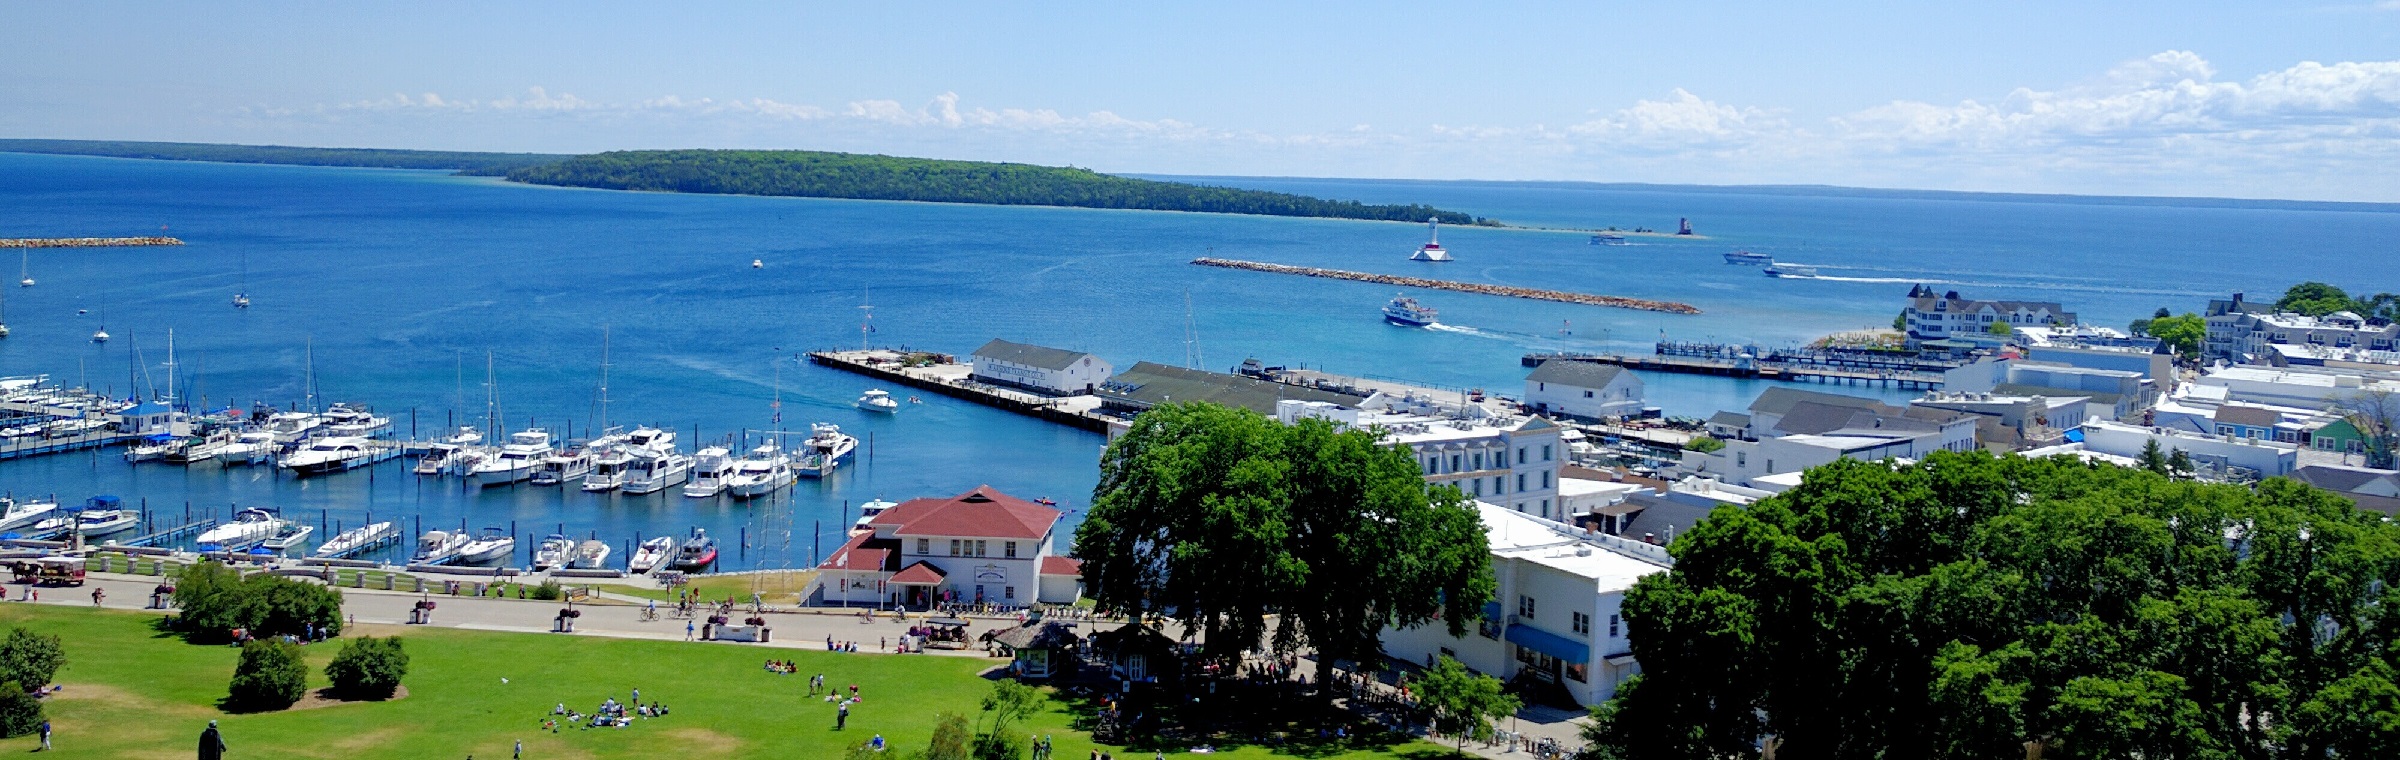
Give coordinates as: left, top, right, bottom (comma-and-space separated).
639, 607, 658, 622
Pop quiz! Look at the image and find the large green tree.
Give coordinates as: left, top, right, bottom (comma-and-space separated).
2147, 313, 2206, 358
2278, 282, 2359, 317
1073, 402, 1495, 685
1581, 452, 2400, 760
1416, 656, 1523, 756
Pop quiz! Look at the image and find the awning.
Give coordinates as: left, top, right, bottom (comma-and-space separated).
1504, 623, 1590, 663
1603, 653, 1639, 666
2063, 428, 2085, 443
1481, 600, 1504, 623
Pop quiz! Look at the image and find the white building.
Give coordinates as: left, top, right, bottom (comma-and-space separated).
2204, 299, 2400, 365
1944, 359, 2153, 420
1278, 398, 1566, 519
814, 485, 1082, 608
970, 339, 1114, 396
1682, 389, 1978, 487
1524, 361, 1646, 421
2078, 420, 2299, 480
1902, 288, 2076, 346
1382, 502, 1671, 708
1911, 391, 2088, 450
2193, 366, 2400, 410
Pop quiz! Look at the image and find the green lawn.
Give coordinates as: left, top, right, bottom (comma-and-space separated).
591, 570, 819, 605
0, 604, 1439, 759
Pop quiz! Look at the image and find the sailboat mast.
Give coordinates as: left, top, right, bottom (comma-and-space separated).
165, 328, 177, 406
597, 326, 611, 434
303, 337, 317, 413
858, 287, 874, 351
484, 351, 499, 436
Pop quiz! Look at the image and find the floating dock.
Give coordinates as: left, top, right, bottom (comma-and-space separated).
0, 237, 183, 248
117, 519, 216, 548
0, 431, 133, 461
1192, 257, 1702, 314
806, 349, 1113, 433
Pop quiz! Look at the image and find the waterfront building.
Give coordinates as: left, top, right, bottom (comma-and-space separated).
1523, 360, 1646, 421
2018, 337, 2174, 391
1901, 287, 2076, 347
969, 339, 1114, 396
1911, 390, 2088, 450
1944, 359, 2153, 420
2204, 295, 2400, 365
1681, 389, 1977, 487
811, 485, 1081, 608
1097, 361, 1366, 418
2077, 420, 2298, 480
1276, 398, 1565, 519
1380, 502, 1670, 708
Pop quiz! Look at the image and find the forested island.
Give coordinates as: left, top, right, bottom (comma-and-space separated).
0, 140, 1493, 225
506, 150, 1492, 225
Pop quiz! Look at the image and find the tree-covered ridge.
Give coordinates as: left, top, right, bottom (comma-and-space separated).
505, 149, 1496, 225
1586, 452, 2400, 760
0, 139, 567, 173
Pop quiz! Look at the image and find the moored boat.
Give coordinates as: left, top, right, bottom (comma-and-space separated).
532, 534, 576, 570
626, 536, 675, 574
682, 445, 735, 497
468, 430, 553, 487
793, 423, 858, 478
456, 527, 516, 565
262, 524, 314, 552
315, 521, 398, 558
412, 529, 470, 565
724, 442, 794, 500
570, 539, 613, 570
198, 507, 284, 551
278, 436, 386, 477
668, 528, 717, 571
853, 498, 899, 533
0, 498, 57, 533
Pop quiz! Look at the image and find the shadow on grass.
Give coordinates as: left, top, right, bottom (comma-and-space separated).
1045, 676, 1420, 759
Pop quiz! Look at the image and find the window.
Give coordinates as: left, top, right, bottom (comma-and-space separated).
1542, 444, 1552, 461
1541, 498, 1549, 516
1736, 451, 1747, 468
975, 540, 988, 557
1583, 390, 1594, 398
1473, 480, 1483, 497
1565, 663, 1588, 683
1608, 614, 1620, 638
1005, 586, 1016, 600
1517, 447, 1526, 465
950, 539, 961, 556
1517, 473, 1526, 492
1541, 471, 1551, 489
1571, 611, 1590, 635
1473, 452, 1484, 470
1452, 455, 1462, 472
1494, 476, 1505, 494
1005, 541, 1018, 558
1518, 595, 1537, 620
917, 538, 930, 555
1767, 459, 1776, 474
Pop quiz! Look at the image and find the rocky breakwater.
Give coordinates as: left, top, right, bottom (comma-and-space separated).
1192, 257, 1701, 315
0, 237, 185, 248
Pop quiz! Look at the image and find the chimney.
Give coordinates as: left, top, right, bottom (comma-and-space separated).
2232, 292, 2243, 305
1643, 532, 1658, 545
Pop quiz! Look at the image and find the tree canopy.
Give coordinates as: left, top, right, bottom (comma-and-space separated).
0, 139, 563, 173
1072, 402, 1495, 684
1583, 452, 2400, 760
2275, 282, 2400, 321
2147, 313, 2207, 358
1415, 655, 1522, 756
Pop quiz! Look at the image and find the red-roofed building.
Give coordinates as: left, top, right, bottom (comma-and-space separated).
814, 485, 1084, 608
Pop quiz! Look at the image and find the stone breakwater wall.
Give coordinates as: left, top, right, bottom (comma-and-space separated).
0, 237, 184, 248
1192, 257, 1701, 315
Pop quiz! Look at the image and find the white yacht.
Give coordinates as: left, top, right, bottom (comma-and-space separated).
853, 498, 899, 533
468, 430, 553, 487
622, 446, 692, 495
531, 444, 594, 486
622, 426, 675, 452
278, 436, 384, 477
263, 411, 324, 445
124, 435, 184, 463
1382, 294, 1438, 327
411, 529, 470, 565
197, 508, 284, 551
570, 539, 613, 570
532, 534, 576, 570
75, 508, 140, 537
0, 498, 59, 532
319, 403, 392, 438
315, 521, 397, 558
261, 524, 314, 552
457, 528, 516, 565
217, 430, 280, 467
723, 442, 794, 500
413, 426, 484, 476
682, 444, 735, 497
626, 536, 674, 574
793, 423, 859, 478
1763, 262, 1819, 279
855, 389, 900, 414
580, 443, 632, 492
1409, 218, 1453, 261
166, 428, 241, 465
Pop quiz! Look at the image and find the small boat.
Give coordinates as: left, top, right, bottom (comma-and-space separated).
531, 445, 594, 486
75, 507, 140, 537
724, 442, 794, 500
793, 423, 858, 478
1382, 294, 1438, 327
627, 536, 675, 574
570, 539, 613, 570
1723, 250, 1773, 265
261, 524, 314, 552
668, 528, 717, 571
278, 436, 388, 477
198, 508, 284, 551
532, 534, 576, 570
262, 411, 324, 445
623, 446, 692, 495
853, 498, 898, 533
314, 521, 397, 558
581, 443, 631, 492
456, 527, 516, 565
412, 529, 470, 565
1763, 262, 1819, 279
1409, 218, 1452, 262
855, 389, 900, 414
682, 444, 735, 497
751, 259, 763, 269
319, 403, 392, 438
1590, 233, 1628, 245
216, 430, 280, 467
17, 249, 32, 287
9, 517, 72, 541
468, 429, 553, 487
124, 434, 183, 463
165, 428, 240, 465
413, 426, 484, 475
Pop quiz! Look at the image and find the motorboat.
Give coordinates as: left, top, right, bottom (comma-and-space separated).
261, 524, 314, 552
1763, 262, 1819, 279
315, 521, 397, 558
123, 435, 183, 463
622, 426, 675, 452
263, 411, 324, 445
531, 444, 594, 486
319, 403, 392, 438
854, 389, 900, 414
793, 423, 858, 478
532, 534, 576, 570
44, 418, 108, 439
682, 445, 735, 497
457, 527, 516, 565
413, 426, 484, 475
216, 430, 280, 467
853, 498, 899, 533
581, 444, 632, 492
279, 436, 386, 477
75, 508, 140, 537
627, 536, 675, 574
668, 528, 717, 571
1382, 294, 1438, 327
723, 442, 793, 500
468, 429, 553, 487
165, 428, 241, 465
0, 498, 59, 532
8, 517, 72, 541
1590, 233, 1628, 245
198, 507, 284, 551
1409, 218, 1452, 261
411, 529, 470, 565
570, 539, 613, 570
1724, 250, 1774, 265
623, 446, 693, 495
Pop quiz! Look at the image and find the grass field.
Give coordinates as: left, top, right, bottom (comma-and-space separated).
593, 570, 820, 606
0, 604, 1440, 759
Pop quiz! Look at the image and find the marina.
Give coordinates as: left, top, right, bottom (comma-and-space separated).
1523, 342, 1953, 389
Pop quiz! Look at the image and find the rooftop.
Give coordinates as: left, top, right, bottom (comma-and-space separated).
868, 485, 1062, 540
1100, 361, 1367, 415
972, 338, 1095, 372
1525, 359, 1629, 388
1476, 501, 1672, 590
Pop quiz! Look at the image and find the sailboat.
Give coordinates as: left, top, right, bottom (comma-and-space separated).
90, 294, 109, 343
17, 250, 31, 288
232, 250, 250, 308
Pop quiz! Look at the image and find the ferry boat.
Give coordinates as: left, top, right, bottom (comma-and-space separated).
0, 498, 58, 533
668, 528, 718, 571
793, 423, 858, 478
853, 498, 899, 533
1409, 218, 1453, 261
1723, 250, 1774, 265
278, 436, 385, 477
724, 442, 794, 500
468, 430, 553, 487
1763, 262, 1819, 279
855, 389, 900, 413
682, 444, 735, 497
315, 521, 397, 558
456, 527, 516, 565
412, 529, 470, 565
570, 539, 612, 570
198, 508, 284, 551
1382, 294, 1439, 326
532, 534, 577, 570
623, 446, 693, 495
627, 536, 675, 574
261, 524, 314, 552
1590, 233, 1628, 245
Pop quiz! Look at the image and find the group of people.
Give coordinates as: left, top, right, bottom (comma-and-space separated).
762, 659, 802, 675
823, 634, 862, 652
546, 691, 670, 731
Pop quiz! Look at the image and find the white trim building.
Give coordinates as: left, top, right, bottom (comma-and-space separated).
970, 339, 1114, 396
1278, 398, 1566, 519
1524, 361, 1646, 421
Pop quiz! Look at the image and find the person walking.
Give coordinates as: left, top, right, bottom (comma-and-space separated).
514, 738, 522, 759
836, 701, 849, 730
37, 718, 50, 750
685, 620, 695, 641
198, 720, 226, 760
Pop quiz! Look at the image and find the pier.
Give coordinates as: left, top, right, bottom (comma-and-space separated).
0, 237, 183, 248
1192, 257, 1702, 314
117, 519, 216, 549
0, 431, 133, 461
1525, 343, 1951, 390
806, 349, 1113, 433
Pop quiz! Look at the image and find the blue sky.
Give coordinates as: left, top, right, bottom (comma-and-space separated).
7, 2, 2400, 200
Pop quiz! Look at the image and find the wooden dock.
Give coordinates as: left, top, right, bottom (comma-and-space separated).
117, 519, 215, 548
805, 349, 1113, 433
0, 431, 133, 461
1193, 258, 1702, 314
1526, 353, 1947, 390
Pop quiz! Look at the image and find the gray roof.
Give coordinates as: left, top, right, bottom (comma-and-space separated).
1707, 411, 1751, 429
1994, 384, 2125, 405
2290, 465, 2398, 495
1615, 493, 1720, 543
1526, 359, 1629, 389
2213, 405, 2282, 428
1099, 361, 1367, 415
1768, 398, 1964, 437
972, 338, 1094, 372
1748, 388, 1890, 418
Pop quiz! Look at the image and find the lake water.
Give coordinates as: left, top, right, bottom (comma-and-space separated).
3, 152, 2397, 568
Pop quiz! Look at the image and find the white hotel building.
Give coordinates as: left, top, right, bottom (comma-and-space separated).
1277, 398, 1567, 520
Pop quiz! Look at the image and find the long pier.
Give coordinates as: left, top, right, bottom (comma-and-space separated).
1192, 257, 1702, 315
1527, 352, 1947, 390
806, 349, 1112, 433
0, 237, 183, 248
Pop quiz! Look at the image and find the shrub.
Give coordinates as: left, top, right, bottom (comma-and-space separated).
226, 639, 308, 712
531, 579, 562, 601
0, 681, 40, 738
172, 561, 344, 643
926, 712, 971, 760
0, 627, 66, 689
324, 636, 408, 700
1684, 435, 1726, 453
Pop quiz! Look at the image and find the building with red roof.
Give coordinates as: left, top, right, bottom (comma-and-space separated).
812, 485, 1085, 608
